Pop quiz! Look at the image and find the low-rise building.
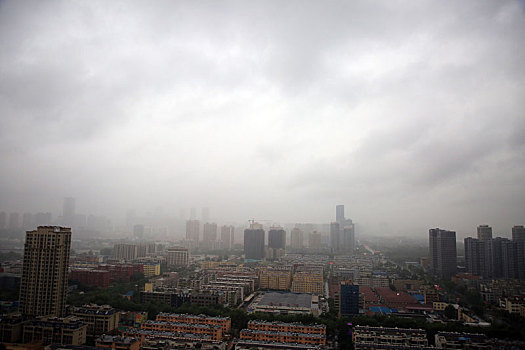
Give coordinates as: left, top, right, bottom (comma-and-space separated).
96, 335, 140, 350
141, 262, 161, 277
434, 332, 490, 349
140, 321, 223, 341
70, 304, 120, 336
259, 267, 293, 291
22, 316, 87, 346
0, 314, 24, 343
69, 268, 111, 289
155, 313, 231, 333
353, 325, 428, 348
500, 296, 525, 314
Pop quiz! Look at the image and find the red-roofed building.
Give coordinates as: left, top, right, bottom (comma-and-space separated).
374, 287, 419, 310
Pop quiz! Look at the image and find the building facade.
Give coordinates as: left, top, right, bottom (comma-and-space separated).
20, 226, 72, 318
429, 228, 457, 279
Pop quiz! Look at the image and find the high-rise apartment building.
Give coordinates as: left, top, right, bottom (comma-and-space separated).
308, 231, 322, 250
464, 237, 491, 278
203, 222, 218, 242
339, 281, 359, 317
268, 227, 286, 259
477, 225, 492, 241
244, 224, 265, 260
290, 228, 304, 249
20, 226, 72, 318
186, 220, 200, 243
220, 225, 235, 250
331, 205, 355, 254
429, 228, 457, 279
512, 225, 525, 241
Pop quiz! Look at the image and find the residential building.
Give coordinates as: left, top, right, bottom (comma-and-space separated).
23, 316, 87, 346
71, 304, 120, 336
339, 281, 359, 317
429, 228, 457, 279
20, 226, 71, 318
166, 246, 189, 267
434, 332, 489, 349
220, 225, 234, 250
186, 220, 200, 243
477, 225, 492, 241
353, 325, 428, 349
512, 225, 525, 241
155, 313, 231, 333
96, 335, 140, 350
290, 228, 304, 249
244, 225, 265, 260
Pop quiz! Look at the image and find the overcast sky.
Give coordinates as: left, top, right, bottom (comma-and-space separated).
1, 0, 524, 237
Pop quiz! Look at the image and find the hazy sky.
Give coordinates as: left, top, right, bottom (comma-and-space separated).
1, 0, 524, 237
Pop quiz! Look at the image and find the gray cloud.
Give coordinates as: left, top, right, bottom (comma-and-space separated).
0, 0, 524, 237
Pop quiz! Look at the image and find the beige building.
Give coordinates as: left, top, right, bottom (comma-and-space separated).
71, 304, 120, 336
291, 271, 324, 295
142, 262, 161, 277
186, 220, 200, 243
19, 226, 71, 318
166, 246, 190, 267
259, 267, 292, 291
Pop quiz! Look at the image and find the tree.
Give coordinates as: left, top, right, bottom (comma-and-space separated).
444, 305, 457, 320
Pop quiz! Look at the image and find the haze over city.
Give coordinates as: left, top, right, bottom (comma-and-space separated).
1, 1, 524, 237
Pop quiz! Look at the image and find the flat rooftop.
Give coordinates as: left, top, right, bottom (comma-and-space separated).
257, 292, 312, 308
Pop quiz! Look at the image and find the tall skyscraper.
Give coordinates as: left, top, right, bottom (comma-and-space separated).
331, 205, 355, 254
268, 227, 286, 259
512, 225, 525, 241
220, 225, 234, 250
244, 223, 265, 260
464, 237, 491, 278
185, 220, 200, 243
429, 228, 457, 279
63, 197, 75, 227
290, 228, 304, 249
203, 222, 218, 242
477, 225, 492, 241
330, 222, 340, 252
20, 226, 72, 318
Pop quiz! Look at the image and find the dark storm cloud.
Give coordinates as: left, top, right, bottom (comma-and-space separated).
0, 0, 524, 236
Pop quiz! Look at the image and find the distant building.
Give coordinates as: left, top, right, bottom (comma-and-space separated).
512, 225, 525, 241
186, 220, 200, 243
20, 226, 72, 318
429, 228, 457, 279
203, 222, 218, 242
434, 332, 489, 349
0, 211, 6, 229
244, 225, 265, 260
166, 246, 189, 267
331, 205, 355, 254
220, 225, 234, 250
308, 231, 322, 250
290, 227, 304, 249
268, 227, 286, 259
477, 225, 492, 241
